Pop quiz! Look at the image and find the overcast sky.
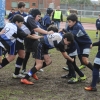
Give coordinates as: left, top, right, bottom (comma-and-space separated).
91, 0, 98, 1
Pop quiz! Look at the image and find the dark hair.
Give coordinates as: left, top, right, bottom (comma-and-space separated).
63, 32, 74, 43
18, 1, 25, 8
30, 8, 41, 18
11, 8, 15, 10
12, 14, 24, 23
47, 8, 53, 16
67, 14, 78, 22
47, 25, 58, 32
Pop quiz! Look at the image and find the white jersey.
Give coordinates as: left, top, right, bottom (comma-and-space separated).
44, 33, 63, 48
0, 23, 17, 49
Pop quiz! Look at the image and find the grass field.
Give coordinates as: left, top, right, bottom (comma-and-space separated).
0, 30, 100, 100
63, 15, 97, 23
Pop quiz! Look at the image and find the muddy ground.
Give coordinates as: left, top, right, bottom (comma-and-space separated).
0, 48, 100, 100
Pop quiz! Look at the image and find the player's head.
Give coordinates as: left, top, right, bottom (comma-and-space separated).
47, 25, 58, 32
11, 8, 15, 13
67, 14, 78, 27
30, 8, 41, 21
18, 1, 26, 12
63, 32, 74, 45
46, 8, 53, 16
12, 14, 24, 27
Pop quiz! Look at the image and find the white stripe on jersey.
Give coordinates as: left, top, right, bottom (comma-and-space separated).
94, 57, 100, 65
0, 23, 17, 48
46, 33, 62, 47
21, 24, 31, 35
3, 23, 17, 40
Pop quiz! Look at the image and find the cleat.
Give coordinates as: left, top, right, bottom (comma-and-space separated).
61, 74, 72, 79
21, 70, 28, 75
32, 73, 38, 80
79, 65, 86, 70
12, 73, 25, 79
78, 75, 87, 81
38, 69, 44, 72
62, 66, 69, 71
68, 77, 78, 84
21, 79, 34, 85
84, 86, 97, 91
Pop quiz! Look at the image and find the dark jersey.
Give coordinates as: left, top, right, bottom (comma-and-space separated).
42, 14, 51, 30
9, 11, 27, 21
67, 22, 92, 45
96, 19, 100, 30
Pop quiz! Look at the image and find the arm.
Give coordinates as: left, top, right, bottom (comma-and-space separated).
52, 11, 55, 21
26, 34, 43, 39
92, 41, 100, 46
34, 27, 54, 34
0, 29, 5, 35
61, 52, 74, 62
61, 12, 63, 22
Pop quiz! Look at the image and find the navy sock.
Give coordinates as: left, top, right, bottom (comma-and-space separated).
14, 67, 20, 75
1, 58, 9, 67
15, 57, 24, 75
86, 62, 93, 71
91, 64, 99, 87
67, 62, 76, 78
24, 63, 37, 79
22, 52, 30, 70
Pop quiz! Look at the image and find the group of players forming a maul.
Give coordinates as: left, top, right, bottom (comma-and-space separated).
0, 1, 100, 92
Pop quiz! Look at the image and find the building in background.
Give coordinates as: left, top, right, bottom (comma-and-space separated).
6, 0, 60, 12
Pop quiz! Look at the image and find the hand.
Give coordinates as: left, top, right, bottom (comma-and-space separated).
71, 58, 74, 62
48, 31, 54, 34
58, 28, 63, 32
0, 29, 5, 35
90, 44, 92, 49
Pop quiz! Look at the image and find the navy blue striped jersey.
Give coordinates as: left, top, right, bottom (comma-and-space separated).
67, 22, 92, 45
41, 15, 51, 30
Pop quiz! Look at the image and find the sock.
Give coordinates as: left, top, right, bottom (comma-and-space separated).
14, 57, 24, 75
1, 58, 9, 67
67, 61, 76, 78
96, 32, 98, 37
22, 52, 30, 70
25, 67, 37, 79
91, 64, 99, 87
67, 66, 72, 76
14, 67, 20, 75
73, 62, 84, 77
86, 62, 93, 71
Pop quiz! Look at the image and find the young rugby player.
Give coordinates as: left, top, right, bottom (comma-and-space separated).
66, 14, 93, 71
21, 25, 75, 85
41, 8, 54, 30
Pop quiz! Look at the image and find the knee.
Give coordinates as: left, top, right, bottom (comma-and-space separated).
18, 54, 25, 59
82, 58, 89, 65
46, 59, 52, 66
